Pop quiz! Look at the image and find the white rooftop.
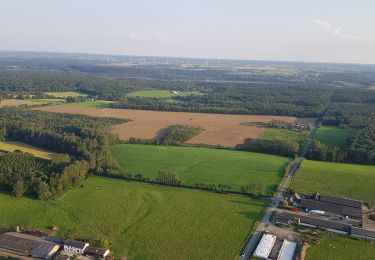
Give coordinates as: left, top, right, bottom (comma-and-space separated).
253, 234, 277, 259
277, 240, 297, 260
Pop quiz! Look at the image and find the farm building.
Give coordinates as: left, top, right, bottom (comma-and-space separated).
0, 232, 60, 259
300, 194, 365, 219
253, 233, 276, 259
84, 246, 110, 258
277, 240, 296, 260
63, 239, 88, 255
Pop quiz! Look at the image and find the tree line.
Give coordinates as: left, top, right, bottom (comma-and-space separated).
0, 107, 127, 198
236, 138, 300, 157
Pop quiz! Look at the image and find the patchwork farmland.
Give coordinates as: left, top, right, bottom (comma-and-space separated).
0, 176, 267, 259
34, 105, 312, 147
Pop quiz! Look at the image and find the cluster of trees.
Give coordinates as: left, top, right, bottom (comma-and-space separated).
0, 107, 127, 198
310, 87, 375, 165
0, 152, 90, 199
126, 125, 203, 146
158, 125, 203, 145
155, 171, 181, 185
306, 129, 375, 165
268, 120, 293, 129
239, 183, 266, 196
237, 138, 300, 157
110, 82, 333, 117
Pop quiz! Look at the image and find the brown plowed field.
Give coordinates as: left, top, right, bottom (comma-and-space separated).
0, 99, 35, 107
34, 105, 308, 147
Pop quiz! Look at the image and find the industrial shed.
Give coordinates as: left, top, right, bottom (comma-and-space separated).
277, 240, 296, 260
0, 232, 60, 259
253, 234, 276, 259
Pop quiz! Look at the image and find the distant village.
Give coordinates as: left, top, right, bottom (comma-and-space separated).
0, 228, 111, 260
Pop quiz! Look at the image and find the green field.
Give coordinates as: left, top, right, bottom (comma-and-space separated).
290, 160, 375, 204
44, 91, 88, 98
306, 234, 375, 260
30, 98, 66, 104
111, 144, 290, 195
0, 177, 267, 259
261, 128, 308, 143
0, 141, 56, 159
315, 126, 358, 147
63, 100, 113, 108
126, 89, 203, 99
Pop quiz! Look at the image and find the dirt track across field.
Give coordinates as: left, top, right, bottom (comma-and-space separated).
34, 105, 308, 147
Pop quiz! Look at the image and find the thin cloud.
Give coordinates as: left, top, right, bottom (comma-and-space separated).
313, 19, 374, 42
128, 32, 179, 43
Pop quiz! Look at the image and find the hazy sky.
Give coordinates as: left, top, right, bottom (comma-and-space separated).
1, 0, 375, 64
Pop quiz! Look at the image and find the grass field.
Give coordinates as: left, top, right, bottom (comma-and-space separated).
260, 128, 308, 143
44, 91, 88, 98
305, 234, 375, 260
0, 177, 267, 259
126, 89, 202, 99
30, 98, 67, 104
290, 160, 375, 204
63, 100, 113, 108
0, 141, 55, 159
111, 144, 290, 195
315, 126, 358, 147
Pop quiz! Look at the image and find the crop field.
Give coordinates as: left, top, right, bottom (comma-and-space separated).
0, 99, 36, 107
305, 234, 375, 260
44, 91, 88, 98
0, 141, 55, 159
0, 177, 267, 259
260, 128, 308, 143
34, 105, 307, 147
63, 100, 114, 108
111, 144, 289, 195
30, 98, 67, 104
315, 126, 358, 147
290, 160, 375, 204
126, 89, 203, 98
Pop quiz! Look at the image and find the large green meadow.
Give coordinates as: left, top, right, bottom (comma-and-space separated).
260, 128, 308, 143
315, 126, 358, 147
111, 144, 290, 195
306, 234, 375, 260
290, 160, 375, 204
0, 177, 267, 260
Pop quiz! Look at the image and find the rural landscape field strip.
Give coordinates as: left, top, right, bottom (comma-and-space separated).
0, 177, 267, 260
290, 159, 375, 204
0, 141, 55, 159
111, 144, 290, 195
305, 234, 375, 260
315, 126, 359, 147
34, 105, 302, 147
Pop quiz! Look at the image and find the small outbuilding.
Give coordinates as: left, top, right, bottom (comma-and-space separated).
84, 246, 110, 258
63, 240, 88, 255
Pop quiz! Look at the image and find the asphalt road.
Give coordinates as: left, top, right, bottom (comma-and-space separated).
239, 123, 318, 260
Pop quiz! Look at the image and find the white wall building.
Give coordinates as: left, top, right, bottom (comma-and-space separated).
277, 239, 297, 260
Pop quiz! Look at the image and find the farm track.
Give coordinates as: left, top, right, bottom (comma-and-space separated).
239, 122, 318, 259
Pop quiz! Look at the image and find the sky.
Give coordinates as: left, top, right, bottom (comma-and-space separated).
1, 0, 375, 64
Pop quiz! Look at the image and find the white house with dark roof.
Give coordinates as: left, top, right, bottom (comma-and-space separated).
63, 240, 88, 255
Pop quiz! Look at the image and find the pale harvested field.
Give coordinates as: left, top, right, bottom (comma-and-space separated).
0, 99, 35, 107
0, 141, 56, 159
34, 105, 310, 147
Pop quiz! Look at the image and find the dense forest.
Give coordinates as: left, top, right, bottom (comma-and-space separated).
0, 54, 374, 166
0, 107, 127, 198
237, 138, 300, 157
